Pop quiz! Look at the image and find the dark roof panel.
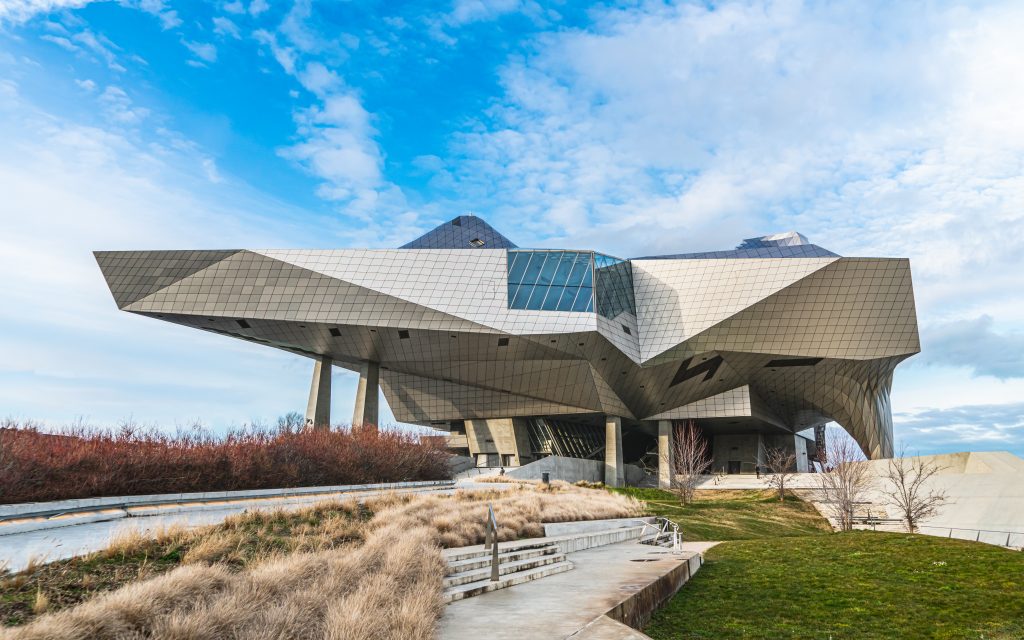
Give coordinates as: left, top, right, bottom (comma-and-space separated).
400, 216, 518, 249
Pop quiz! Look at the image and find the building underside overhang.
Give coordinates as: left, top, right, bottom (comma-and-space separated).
94, 217, 919, 461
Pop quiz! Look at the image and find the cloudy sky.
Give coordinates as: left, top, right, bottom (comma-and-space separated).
0, 0, 1022, 455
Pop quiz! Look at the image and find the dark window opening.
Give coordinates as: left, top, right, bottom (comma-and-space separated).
497, 337, 509, 346
236, 319, 250, 329
452, 218, 462, 227
765, 357, 823, 368
398, 330, 410, 339
329, 327, 341, 337
621, 324, 631, 335
469, 238, 485, 247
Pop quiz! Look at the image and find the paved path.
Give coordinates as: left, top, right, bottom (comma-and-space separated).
438, 540, 715, 640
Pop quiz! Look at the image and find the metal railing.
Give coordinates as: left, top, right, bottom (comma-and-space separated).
639, 516, 682, 551
850, 516, 1023, 550
483, 504, 500, 581
919, 525, 1024, 549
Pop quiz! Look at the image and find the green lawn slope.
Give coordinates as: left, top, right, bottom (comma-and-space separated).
618, 488, 1024, 640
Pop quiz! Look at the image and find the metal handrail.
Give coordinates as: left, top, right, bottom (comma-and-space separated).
638, 517, 682, 552
919, 525, 1024, 548
851, 517, 1023, 549
483, 504, 500, 581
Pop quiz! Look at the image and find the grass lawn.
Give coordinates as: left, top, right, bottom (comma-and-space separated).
611, 488, 832, 540
618, 488, 1024, 639
645, 531, 1024, 640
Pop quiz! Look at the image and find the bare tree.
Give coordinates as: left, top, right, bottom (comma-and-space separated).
882, 444, 948, 532
764, 446, 797, 501
817, 434, 873, 531
672, 420, 712, 505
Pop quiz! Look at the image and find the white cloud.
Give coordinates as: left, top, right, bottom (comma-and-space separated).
249, 0, 269, 17
71, 28, 126, 71
297, 60, 341, 96
182, 40, 217, 64
74, 77, 96, 91
40, 34, 78, 51
0, 0, 96, 25
253, 29, 296, 74
449, 1, 1024, 295
447, 0, 524, 26
212, 16, 241, 39
97, 84, 149, 124
136, 0, 181, 29
280, 93, 382, 206
919, 316, 1024, 380
0, 76, 364, 429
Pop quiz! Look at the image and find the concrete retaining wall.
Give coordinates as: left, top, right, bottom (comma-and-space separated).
0, 480, 454, 521
544, 517, 655, 537
0, 480, 455, 537
548, 526, 647, 554
605, 553, 705, 630
508, 456, 647, 485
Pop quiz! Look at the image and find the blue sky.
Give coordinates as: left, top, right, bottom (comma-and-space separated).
1, 0, 1023, 455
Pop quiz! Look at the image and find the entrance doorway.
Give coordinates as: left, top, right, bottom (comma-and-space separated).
727, 460, 742, 474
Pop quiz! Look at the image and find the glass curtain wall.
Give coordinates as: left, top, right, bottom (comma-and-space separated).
594, 253, 636, 320
506, 250, 594, 312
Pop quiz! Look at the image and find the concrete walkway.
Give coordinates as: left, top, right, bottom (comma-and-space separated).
438, 540, 714, 640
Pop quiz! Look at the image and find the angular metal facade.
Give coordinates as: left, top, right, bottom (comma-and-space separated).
95, 217, 919, 459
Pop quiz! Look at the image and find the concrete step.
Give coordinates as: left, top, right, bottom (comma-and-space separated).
443, 552, 568, 588
443, 559, 574, 604
446, 545, 559, 574
639, 532, 675, 547
445, 539, 554, 562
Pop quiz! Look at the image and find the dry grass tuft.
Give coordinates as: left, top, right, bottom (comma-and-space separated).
29, 593, 46, 617
2, 482, 640, 639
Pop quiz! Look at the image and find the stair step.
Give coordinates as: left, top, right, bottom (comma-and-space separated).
446, 545, 559, 574
443, 560, 574, 603
444, 553, 567, 588
444, 539, 555, 562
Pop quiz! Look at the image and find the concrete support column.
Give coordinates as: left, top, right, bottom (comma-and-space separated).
305, 355, 333, 430
604, 416, 624, 487
351, 360, 380, 430
658, 420, 674, 489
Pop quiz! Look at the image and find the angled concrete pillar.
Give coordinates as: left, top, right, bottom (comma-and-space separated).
658, 420, 674, 489
604, 415, 624, 487
305, 355, 333, 430
351, 360, 380, 430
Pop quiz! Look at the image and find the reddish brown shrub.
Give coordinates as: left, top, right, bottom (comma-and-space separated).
0, 420, 451, 504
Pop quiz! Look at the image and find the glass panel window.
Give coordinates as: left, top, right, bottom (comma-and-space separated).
555, 285, 577, 311
553, 253, 575, 284
537, 252, 562, 285
526, 284, 549, 309
506, 250, 597, 312
507, 251, 529, 283
541, 285, 565, 310
521, 252, 545, 283
511, 283, 535, 308
580, 262, 593, 287
572, 287, 594, 312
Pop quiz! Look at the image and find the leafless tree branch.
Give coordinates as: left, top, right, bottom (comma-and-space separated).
671, 420, 711, 505
764, 446, 797, 501
816, 433, 873, 531
881, 443, 948, 532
